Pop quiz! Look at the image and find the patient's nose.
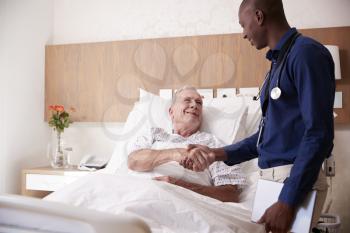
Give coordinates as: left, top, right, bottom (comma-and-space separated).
189, 100, 197, 109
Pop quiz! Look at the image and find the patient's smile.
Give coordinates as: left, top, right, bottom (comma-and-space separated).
184, 110, 198, 117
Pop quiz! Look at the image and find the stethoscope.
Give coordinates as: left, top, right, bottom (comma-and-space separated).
254, 32, 301, 148
253, 32, 301, 102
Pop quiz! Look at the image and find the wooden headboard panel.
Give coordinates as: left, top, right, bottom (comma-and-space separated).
45, 26, 350, 123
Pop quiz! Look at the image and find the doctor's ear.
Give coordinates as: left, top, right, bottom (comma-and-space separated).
255, 9, 265, 26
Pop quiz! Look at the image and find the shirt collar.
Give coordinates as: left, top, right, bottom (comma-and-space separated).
171, 129, 201, 138
266, 27, 297, 62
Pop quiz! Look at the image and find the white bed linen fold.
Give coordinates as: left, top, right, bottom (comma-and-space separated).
45, 173, 264, 233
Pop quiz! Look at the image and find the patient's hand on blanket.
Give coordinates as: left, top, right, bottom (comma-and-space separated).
180, 144, 227, 171
153, 176, 240, 202
128, 148, 188, 172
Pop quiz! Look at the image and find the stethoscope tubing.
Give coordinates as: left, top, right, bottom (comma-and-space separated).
253, 33, 300, 101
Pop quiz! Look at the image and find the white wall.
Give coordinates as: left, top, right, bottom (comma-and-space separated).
0, 0, 54, 193
52, 0, 240, 44
55, 123, 123, 165
52, 0, 350, 45
331, 125, 350, 231
0, 0, 6, 194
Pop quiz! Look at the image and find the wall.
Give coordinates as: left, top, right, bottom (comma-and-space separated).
331, 125, 350, 231
52, 0, 240, 44
52, 0, 350, 44
0, 1, 6, 194
0, 0, 54, 193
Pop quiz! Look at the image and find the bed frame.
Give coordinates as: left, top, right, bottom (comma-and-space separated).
0, 194, 151, 233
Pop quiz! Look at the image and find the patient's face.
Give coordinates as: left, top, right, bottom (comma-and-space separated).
170, 89, 203, 131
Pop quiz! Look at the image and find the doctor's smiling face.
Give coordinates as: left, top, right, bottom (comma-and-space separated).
169, 87, 203, 137
238, 1, 267, 50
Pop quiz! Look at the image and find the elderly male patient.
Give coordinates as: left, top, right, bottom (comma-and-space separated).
127, 86, 246, 202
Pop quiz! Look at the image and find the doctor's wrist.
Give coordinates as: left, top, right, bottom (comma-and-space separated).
212, 148, 228, 161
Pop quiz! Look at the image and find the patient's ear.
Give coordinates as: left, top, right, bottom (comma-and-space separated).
169, 107, 174, 120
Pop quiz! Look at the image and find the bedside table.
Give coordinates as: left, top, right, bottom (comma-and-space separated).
21, 166, 93, 198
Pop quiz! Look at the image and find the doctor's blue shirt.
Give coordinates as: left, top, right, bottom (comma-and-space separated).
224, 28, 335, 206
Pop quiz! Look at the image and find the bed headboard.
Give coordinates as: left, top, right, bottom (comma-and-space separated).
45, 26, 350, 123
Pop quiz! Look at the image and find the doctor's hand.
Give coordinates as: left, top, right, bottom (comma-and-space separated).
258, 201, 295, 233
179, 144, 216, 172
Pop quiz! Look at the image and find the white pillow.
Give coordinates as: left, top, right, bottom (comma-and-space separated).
235, 95, 261, 137
106, 89, 250, 173
137, 89, 172, 131
202, 98, 248, 144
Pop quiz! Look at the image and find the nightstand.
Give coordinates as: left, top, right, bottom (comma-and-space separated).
21, 166, 93, 198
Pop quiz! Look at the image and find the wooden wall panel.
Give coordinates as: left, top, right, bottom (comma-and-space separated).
45, 34, 269, 122
45, 27, 350, 123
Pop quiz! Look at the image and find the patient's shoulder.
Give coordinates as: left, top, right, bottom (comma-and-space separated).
150, 127, 171, 141
150, 127, 168, 135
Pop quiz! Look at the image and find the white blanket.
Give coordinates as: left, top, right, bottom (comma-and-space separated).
45, 173, 264, 233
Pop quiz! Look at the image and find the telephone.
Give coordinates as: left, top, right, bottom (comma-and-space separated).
78, 154, 108, 170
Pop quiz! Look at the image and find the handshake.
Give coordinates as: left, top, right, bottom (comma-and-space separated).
177, 144, 219, 172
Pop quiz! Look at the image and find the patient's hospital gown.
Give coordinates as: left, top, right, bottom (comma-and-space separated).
128, 127, 247, 187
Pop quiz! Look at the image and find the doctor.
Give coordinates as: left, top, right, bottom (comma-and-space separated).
182, 0, 335, 232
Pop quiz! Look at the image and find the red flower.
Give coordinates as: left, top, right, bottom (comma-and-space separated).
48, 105, 64, 112
48, 104, 75, 133
55, 105, 64, 112
48, 105, 56, 111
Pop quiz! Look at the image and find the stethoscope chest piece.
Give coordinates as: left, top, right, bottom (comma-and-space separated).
270, 87, 282, 100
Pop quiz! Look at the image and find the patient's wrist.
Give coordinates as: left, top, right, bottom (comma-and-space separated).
172, 148, 186, 162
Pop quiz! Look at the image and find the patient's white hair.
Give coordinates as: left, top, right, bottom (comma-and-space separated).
172, 86, 199, 106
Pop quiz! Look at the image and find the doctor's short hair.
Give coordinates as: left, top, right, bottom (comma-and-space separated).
171, 86, 199, 106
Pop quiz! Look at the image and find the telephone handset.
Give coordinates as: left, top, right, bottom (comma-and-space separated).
78, 154, 108, 170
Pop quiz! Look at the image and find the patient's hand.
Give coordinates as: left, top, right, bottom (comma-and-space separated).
180, 144, 216, 172
154, 176, 197, 193
153, 176, 240, 202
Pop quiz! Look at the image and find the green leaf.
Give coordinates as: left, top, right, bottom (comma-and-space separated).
60, 112, 69, 118
48, 108, 72, 132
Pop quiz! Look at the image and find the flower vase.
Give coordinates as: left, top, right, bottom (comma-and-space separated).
50, 131, 69, 169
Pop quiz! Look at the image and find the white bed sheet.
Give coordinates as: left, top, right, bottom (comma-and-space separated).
0, 194, 151, 233
45, 173, 264, 233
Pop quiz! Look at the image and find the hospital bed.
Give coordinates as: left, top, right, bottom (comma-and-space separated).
0, 92, 267, 233
2, 90, 337, 233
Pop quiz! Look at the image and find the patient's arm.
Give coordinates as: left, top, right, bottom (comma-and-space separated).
128, 148, 187, 172
153, 176, 240, 202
